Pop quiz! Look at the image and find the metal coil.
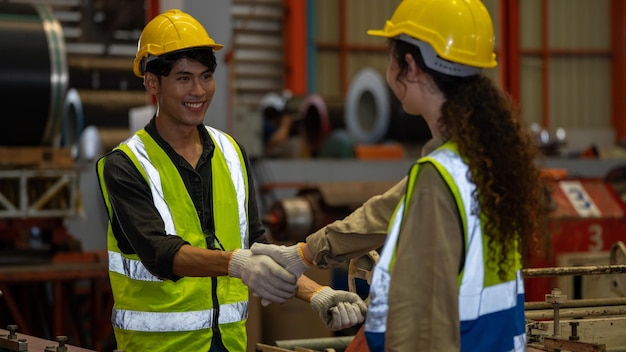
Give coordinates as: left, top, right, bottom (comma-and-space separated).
0, 3, 68, 146
295, 94, 335, 155
344, 68, 431, 145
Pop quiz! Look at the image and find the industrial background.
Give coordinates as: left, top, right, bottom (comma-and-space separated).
2, 0, 626, 351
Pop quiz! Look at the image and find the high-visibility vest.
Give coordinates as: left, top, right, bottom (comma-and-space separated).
97, 126, 250, 352
364, 141, 526, 352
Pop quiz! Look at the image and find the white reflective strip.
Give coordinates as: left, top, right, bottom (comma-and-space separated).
112, 301, 248, 332
458, 278, 518, 321
432, 150, 525, 322
206, 127, 248, 248
125, 135, 177, 236
514, 332, 527, 352
108, 251, 162, 282
377, 202, 403, 269
517, 270, 525, 294
364, 201, 404, 334
430, 148, 484, 297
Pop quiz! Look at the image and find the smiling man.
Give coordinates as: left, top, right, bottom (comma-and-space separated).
95, 9, 366, 352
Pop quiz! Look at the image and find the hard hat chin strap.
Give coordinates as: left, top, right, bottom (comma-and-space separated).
396, 34, 482, 78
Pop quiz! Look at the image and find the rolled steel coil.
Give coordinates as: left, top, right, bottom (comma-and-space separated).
344, 68, 431, 144
293, 94, 338, 155
0, 3, 68, 146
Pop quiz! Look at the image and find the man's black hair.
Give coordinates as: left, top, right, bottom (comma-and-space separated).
145, 47, 217, 77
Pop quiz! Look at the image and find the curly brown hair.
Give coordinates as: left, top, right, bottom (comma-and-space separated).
391, 39, 549, 279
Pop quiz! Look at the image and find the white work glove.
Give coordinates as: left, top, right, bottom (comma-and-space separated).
250, 242, 311, 280
229, 249, 298, 305
310, 286, 368, 331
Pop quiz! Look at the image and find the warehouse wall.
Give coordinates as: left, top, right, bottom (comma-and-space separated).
519, 0, 613, 151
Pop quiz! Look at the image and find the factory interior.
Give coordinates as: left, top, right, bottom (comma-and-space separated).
2, 0, 626, 351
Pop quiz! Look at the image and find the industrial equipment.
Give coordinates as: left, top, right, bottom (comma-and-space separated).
524, 256, 626, 352
262, 181, 398, 244
0, 1, 92, 264
0, 325, 97, 352
0, 3, 122, 348
525, 171, 626, 302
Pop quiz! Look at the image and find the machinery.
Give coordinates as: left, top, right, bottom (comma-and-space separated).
261, 180, 398, 244
0, 324, 97, 352
524, 243, 626, 352
525, 170, 626, 302
0, 3, 120, 349
0, 1, 101, 263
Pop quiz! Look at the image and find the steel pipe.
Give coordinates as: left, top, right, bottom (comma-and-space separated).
522, 265, 626, 278
275, 336, 354, 351
525, 305, 626, 320
526, 297, 626, 310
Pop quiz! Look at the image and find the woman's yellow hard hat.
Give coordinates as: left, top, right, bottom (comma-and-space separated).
368, 0, 497, 74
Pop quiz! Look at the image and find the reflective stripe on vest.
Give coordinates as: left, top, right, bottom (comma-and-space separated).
363, 200, 404, 335
107, 126, 249, 334
113, 301, 248, 332
108, 126, 249, 284
364, 143, 525, 352
206, 126, 248, 247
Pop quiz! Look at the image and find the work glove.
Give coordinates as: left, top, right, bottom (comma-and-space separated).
310, 286, 368, 331
229, 249, 298, 305
250, 242, 311, 280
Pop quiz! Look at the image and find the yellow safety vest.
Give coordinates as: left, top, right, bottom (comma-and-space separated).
365, 141, 525, 352
97, 126, 250, 351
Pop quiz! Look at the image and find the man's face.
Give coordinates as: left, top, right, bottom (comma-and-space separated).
153, 58, 216, 127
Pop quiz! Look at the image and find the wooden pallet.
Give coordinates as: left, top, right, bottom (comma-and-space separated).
0, 146, 74, 170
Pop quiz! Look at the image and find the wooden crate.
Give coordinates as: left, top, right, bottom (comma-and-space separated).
0, 146, 74, 169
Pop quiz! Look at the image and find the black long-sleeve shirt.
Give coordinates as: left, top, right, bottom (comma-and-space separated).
100, 117, 266, 281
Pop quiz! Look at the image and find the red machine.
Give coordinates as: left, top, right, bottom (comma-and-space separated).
524, 169, 626, 302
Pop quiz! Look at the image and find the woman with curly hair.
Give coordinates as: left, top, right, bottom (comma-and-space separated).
250, 0, 549, 350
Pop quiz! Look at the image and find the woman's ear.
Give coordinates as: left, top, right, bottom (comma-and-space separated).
404, 53, 422, 83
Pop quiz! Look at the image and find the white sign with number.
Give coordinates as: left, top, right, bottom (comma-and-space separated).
559, 180, 601, 218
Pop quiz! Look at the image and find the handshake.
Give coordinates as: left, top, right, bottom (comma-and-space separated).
228, 243, 367, 331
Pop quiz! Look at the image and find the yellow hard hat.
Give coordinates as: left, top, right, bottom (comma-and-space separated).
133, 9, 224, 77
367, 0, 497, 76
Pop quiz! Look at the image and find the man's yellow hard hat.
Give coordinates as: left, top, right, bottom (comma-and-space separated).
133, 9, 224, 78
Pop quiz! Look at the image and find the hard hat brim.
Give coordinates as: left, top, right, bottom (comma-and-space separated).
367, 29, 388, 38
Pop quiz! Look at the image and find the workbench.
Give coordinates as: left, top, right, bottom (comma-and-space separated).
0, 255, 112, 350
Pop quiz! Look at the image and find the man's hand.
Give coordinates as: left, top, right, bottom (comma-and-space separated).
310, 286, 367, 331
228, 249, 297, 304
250, 243, 311, 280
